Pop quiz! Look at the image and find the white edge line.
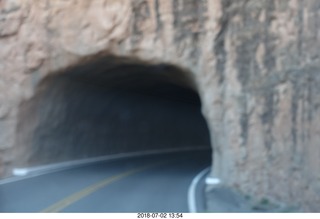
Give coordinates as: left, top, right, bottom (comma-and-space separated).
188, 166, 210, 213
0, 146, 209, 185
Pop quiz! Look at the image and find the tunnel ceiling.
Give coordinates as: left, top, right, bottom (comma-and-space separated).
48, 55, 201, 106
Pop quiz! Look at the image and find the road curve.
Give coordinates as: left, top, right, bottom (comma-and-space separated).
0, 150, 211, 213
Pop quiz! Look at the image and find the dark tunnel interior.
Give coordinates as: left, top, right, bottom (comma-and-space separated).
16, 56, 212, 166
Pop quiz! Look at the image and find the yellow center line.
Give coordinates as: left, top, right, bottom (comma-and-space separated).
41, 161, 171, 213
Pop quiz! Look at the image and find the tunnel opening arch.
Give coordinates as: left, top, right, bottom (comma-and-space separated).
14, 54, 212, 169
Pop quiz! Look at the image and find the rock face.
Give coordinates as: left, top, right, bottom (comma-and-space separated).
0, 0, 319, 211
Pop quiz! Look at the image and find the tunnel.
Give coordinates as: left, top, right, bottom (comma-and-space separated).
15, 55, 212, 168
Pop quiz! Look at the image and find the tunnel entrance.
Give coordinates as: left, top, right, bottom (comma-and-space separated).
15, 55, 211, 167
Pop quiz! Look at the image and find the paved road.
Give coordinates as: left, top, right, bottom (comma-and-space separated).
0, 150, 211, 212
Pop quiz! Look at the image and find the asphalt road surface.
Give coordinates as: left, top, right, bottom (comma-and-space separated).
0, 150, 211, 213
